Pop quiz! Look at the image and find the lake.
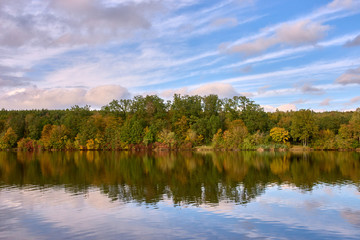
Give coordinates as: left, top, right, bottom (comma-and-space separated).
0, 151, 359, 239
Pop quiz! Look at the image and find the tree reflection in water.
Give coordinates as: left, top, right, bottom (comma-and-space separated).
0, 151, 359, 206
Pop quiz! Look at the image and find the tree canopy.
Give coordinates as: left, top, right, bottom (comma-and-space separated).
0, 95, 358, 151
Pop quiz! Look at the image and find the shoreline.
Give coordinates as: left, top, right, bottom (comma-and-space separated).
3, 146, 360, 153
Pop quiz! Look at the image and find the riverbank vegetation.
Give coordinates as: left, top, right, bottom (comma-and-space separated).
0, 94, 359, 151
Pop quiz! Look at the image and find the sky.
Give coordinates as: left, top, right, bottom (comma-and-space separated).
0, 0, 360, 111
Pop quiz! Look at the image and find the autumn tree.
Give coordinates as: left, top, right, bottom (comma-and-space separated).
157, 129, 176, 148
49, 125, 70, 150
270, 127, 289, 144
40, 124, 53, 149
223, 120, 248, 149
0, 127, 18, 149
173, 116, 189, 142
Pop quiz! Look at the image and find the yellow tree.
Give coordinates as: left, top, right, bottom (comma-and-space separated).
0, 127, 18, 149
40, 124, 53, 149
157, 129, 176, 148
174, 116, 189, 142
270, 127, 289, 143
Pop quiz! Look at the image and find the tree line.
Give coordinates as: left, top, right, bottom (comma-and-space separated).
0, 94, 359, 151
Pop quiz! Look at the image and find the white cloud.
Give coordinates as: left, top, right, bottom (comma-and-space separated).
222, 58, 360, 85
150, 1, 241, 39
327, 0, 359, 10
189, 82, 240, 98
228, 20, 330, 55
6, 88, 26, 96
275, 20, 330, 46
336, 66, 360, 85
85, 85, 130, 106
229, 37, 277, 55
0, 46, 72, 89
221, 33, 360, 71
160, 82, 240, 99
0, 0, 358, 112
262, 104, 297, 112
0, 85, 130, 109
320, 98, 331, 106
0, 0, 166, 48
224, 0, 360, 56
300, 83, 324, 95
344, 34, 360, 47
160, 87, 189, 98
350, 96, 360, 104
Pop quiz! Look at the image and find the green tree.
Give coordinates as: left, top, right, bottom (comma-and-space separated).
120, 117, 144, 144
25, 113, 46, 140
240, 98, 269, 133
291, 110, 318, 146
6, 112, 25, 140
203, 94, 222, 118
62, 105, 92, 139
170, 94, 202, 121
348, 109, 360, 147
316, 111, 350, 134
313, 129, 336, 150
338, 109, 360, 148
101, 99, 132, 119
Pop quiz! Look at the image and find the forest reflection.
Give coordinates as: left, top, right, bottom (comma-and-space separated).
0, 151, 359, 205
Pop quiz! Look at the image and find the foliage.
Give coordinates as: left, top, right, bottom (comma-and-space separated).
17, 137, 39, 151
157, 129, 176, 148
270, 127, 289, 144
222, 120, 248, 149
290, 110, 318, 146
0, 128, 18, 150
242, 131, 268, 150
337, 110, 360, 149
212, 129, 224, 149
313, 129, 336, 150
0, 95, 358, 150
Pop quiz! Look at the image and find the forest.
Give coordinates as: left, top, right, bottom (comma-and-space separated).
0, 94, 359, 151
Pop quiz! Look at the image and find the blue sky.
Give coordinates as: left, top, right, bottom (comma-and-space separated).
0, 0, 360, 111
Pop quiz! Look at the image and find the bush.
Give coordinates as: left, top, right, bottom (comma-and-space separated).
17, 138, 38, 151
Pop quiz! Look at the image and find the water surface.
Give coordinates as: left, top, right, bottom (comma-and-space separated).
0, 151, 359, 239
